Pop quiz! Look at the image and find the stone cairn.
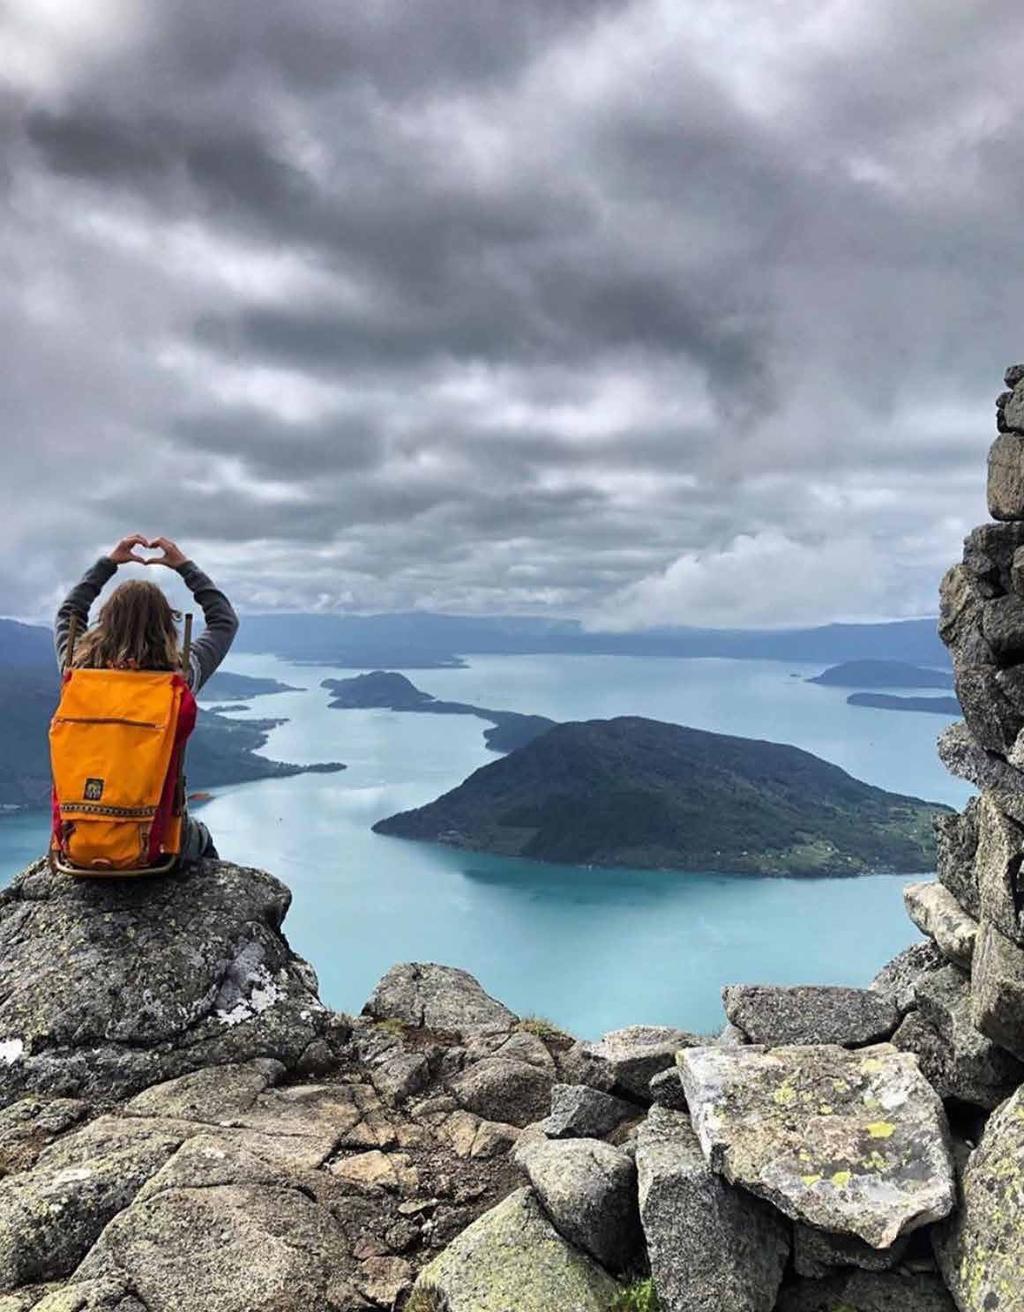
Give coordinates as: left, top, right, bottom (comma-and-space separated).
931, 360, 1024, 1065
3, 394, 1024, 1310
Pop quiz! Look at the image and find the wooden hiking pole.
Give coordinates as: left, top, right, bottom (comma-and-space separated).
176, 613, 194, 823
64, 614, 79, 673
181, 613, 193, 675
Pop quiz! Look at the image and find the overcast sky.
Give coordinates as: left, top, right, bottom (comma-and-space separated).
1, 0, 1018, 628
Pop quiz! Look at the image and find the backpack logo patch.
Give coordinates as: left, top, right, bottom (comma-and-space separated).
84, 778, 104, 801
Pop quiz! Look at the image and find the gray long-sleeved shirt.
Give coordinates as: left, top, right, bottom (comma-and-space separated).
54, 558, 239, 693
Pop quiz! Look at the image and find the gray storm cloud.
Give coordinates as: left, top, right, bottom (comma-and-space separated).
0, 0, 1014, 625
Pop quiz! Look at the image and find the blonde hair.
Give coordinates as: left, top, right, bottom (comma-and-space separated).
74, 580, 182, 671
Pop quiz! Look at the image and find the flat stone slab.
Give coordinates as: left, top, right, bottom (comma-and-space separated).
578, 1025, 700, 1100
723, 986, 898, 1047
678, 1043, 956, 1248
903, 881, 978, 969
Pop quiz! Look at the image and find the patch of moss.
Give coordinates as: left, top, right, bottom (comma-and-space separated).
405, 1281, 449, 1311
374, 1017, 408, 1038
611, 1278, 661, 1312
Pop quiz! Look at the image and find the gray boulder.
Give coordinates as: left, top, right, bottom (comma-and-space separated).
903, 880, 978, 968
678, 1043, 955, 1248
723, 986, 898, 1047
648, 1067, 688, 1109
516, 1135, 641, 1271
938, 565, 1021, 752
988, 431, 1024, 520
577, 1025, 699, 1101
0, 860, 326, 1108
449, 1057, 554, 1127
938, 564, 994, 658
73, 1160, 359, 1312
954, 664, 1021, 755
540, 1083, 636, 1139
982, 593, 1024, 658
934, 797, 981, 918
776, 1270, 956, 1311
0, 1095, 92, 1177
369, 1051, 431, 1105
870, 941, 946, 1015
996, 660, 1024, 715
636, 1105, 788, 1312
412, 1187, 621, 1311
974, 792, 1024, 944
0, 1116, 184, 1292
936, 1082, 1024, 1312
962, 521, 1024, 592
791, 1224, 907, 1280
362, 962, 517, 1036
970, 920, 1024, 1059
891, 965, 1023, 1108
937, 721, 1024, 826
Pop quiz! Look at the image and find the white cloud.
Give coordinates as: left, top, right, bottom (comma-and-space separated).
592, 528, 910, 630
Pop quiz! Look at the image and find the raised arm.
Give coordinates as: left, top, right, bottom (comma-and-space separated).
54, 534, 148, 670
147, 537, 239, 692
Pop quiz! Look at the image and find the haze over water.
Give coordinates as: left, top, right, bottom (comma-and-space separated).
0, 653, 970, 1037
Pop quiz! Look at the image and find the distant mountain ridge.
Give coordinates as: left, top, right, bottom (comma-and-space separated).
235, 612, 950, 668
374, 715, 950, 877
2, 613, 950, 671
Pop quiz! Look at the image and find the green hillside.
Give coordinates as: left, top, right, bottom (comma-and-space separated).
374, 715, 949, 876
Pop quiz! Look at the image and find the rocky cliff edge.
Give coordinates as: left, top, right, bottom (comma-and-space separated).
0, 850, 1019, 1312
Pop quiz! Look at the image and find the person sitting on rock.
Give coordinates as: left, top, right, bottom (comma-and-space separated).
54, 534, 239, 862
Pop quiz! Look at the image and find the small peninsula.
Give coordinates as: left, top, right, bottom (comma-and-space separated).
322, 670, 556, 753
374, 715, 950, 876
807, 659, 953, 689
847, 692, 961, 715
198, 670, 301, 701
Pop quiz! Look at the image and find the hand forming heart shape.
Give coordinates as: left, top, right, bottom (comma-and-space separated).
108, 535, 188, 569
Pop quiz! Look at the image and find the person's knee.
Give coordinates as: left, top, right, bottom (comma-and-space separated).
181, 817, 218, 864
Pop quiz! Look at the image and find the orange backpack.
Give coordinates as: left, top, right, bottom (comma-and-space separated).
49, 619, 197, 876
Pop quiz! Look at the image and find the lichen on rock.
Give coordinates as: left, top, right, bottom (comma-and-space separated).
678, 1042, 956, 1248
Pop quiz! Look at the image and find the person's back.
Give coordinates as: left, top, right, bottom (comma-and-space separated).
54, 534, 239, 865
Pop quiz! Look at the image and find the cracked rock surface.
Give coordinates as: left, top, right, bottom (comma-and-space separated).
0, 860, 326, 1107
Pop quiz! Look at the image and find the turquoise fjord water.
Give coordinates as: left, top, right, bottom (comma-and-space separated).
0, 653, 972, 1038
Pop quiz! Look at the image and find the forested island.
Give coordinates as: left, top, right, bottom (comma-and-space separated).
807, 659, 953, 688
847, 692, 960, 715
322, 670, 556, 753
374, 715, 949, 876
